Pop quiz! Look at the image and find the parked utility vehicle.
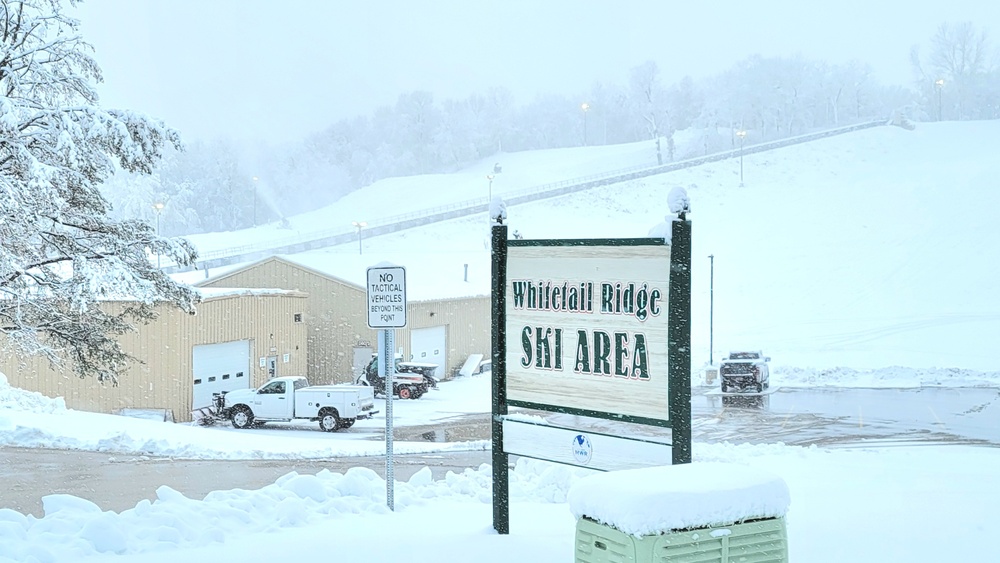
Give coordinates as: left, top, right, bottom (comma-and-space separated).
214, 376, 377, 432
355, 354, 437, 399
720, 351, 771, 393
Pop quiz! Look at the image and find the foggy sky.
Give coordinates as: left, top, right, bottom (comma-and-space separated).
73, 0, 1000, 145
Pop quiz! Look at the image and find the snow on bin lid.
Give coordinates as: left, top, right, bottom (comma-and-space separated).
567, 462, 790, 537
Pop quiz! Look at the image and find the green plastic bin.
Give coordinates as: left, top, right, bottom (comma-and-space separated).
568, 462, 790, 563
575, 514, 787, 563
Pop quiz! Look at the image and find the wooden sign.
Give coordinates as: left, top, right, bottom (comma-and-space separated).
505, 242, 671, 424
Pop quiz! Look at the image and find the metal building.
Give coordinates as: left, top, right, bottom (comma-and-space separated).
196, 254, 491, 383
0, 288, 309, 422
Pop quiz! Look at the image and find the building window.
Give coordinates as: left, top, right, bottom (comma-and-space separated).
208, 376, 216, 382
236, 372, 244, 378
194, 379, 202, 385
222, 374, 230, 380
294, 313, 303, 323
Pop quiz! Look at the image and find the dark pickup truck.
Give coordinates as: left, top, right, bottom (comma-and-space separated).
355, 354, 439, 399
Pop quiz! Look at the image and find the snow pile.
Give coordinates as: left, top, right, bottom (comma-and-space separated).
0, 373, 495, 459
568, 462, 789, 536
772, 366, 1000, 388
5, 441, 998, 562
0, 458, 583, 562
0, 372, 66, 414
0, 407, 489, 459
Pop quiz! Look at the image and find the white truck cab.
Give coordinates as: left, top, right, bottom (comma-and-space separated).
221, 376, 377, 432
720, 351, 771, 394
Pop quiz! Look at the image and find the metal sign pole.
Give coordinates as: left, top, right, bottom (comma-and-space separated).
380, 328, 395, 511
365, 264, 406, 512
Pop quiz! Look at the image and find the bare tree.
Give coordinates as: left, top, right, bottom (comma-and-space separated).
629, 61, 672, 165
912, 22, 996, 120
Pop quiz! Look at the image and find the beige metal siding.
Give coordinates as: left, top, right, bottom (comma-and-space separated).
0, 293, 308, 422
176, 292, 309, 418
403, 297, 490, 379
199, 259, 373, 384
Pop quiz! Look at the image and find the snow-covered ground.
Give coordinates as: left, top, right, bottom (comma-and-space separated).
182, 135, 676, 255
1, 372, 998, 562
4, 122, 1000, 562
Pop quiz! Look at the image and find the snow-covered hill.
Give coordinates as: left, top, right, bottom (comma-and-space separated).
185, 121, 1000, 373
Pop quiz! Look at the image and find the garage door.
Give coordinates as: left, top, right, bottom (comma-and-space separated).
410, 326, 446, 377
192, 340, 252, 409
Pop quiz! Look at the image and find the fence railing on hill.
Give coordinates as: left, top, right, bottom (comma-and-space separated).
166, 119, 887, 273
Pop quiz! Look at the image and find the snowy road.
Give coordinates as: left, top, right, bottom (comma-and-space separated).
3, 387, 997, 518
696, 387, 1000, 447
541, 387, 1000, 449
186, 386, 1000, 448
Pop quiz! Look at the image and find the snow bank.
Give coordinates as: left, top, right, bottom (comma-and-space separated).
0, 371, 66, 415
772, 366, 1000, 388
0, 458, 586, 562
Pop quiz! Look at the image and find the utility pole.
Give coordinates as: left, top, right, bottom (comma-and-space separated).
935, 79, 944, 121
708, 254, 714, 365
736, 130, 747, 187
352, 221, 367, 255
252, 176, 259, 227
152, 202, 164, 268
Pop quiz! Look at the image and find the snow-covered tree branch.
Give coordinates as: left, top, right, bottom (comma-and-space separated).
0, 0, 198, 383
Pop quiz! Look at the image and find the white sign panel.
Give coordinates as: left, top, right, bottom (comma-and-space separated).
505, 243, 670, 422
367, 266, 407, 328
502, 418, 672, 471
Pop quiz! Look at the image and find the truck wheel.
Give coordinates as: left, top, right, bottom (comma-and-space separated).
755, 382, 763, 394
318, 408, 341, 432
397, 386, 412, 400
339, 418, 355, 429
231, 406, 254, 429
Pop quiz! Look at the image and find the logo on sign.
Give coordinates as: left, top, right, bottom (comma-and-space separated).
571, 434, 593, 464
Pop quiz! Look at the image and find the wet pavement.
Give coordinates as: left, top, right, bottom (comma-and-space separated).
535, 386, 1000, 448
0, 447, 494, 517
2, 387, 997, 516
696, 387, 1000, 447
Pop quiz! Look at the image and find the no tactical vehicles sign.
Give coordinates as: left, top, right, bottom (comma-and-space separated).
367, 266, 407, 328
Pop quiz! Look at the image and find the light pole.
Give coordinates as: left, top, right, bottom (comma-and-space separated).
486, 174, 494, 203
152, 202, 165, 268
580, 102, 591, 146
251, 176, 259, 227
934, 78, 945, 121
735, 129, 747, 187
352, 221, 367, 255
708, 254, 714, 366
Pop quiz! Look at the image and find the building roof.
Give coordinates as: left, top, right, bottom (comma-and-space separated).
196, 287, 308, 302
194, 251, 491, 302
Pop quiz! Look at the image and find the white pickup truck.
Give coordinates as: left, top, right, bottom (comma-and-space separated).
720, 351, 771, 393
219, 376, 378, 432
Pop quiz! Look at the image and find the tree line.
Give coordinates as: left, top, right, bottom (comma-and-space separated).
103, 21, 1000, 238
